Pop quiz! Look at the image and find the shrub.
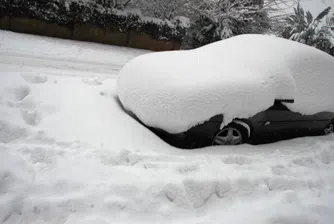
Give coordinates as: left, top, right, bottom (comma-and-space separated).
0, 0, 10, 16
2, 0, 189, 41
279, 2, 334, 56
181, 0, 270, 49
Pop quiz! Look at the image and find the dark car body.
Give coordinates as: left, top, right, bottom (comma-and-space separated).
149, 100, 334, 149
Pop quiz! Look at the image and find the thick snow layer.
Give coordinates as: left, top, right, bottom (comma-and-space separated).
1, 31, 334, 224
118, 34, 334, 134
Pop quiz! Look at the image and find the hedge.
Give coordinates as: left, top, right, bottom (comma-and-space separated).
1, 0, 188, 41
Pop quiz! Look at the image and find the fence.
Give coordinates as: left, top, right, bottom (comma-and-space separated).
0, 16, 181, 51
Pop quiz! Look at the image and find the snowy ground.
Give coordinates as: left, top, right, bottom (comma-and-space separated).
1, 31, 334, 224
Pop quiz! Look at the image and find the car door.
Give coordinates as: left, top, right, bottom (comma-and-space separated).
303, 112, 334, 135
261, 101, 309, 141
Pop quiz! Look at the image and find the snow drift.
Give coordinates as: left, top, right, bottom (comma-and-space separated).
117, 34, 334, 134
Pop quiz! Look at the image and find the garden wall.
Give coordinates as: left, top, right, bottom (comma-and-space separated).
0, 16, 181, 51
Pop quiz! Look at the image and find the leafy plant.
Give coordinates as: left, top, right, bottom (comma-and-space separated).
182, 0, 270, 49
280, 1, 334, 56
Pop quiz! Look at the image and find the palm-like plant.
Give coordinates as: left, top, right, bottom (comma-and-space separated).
281, 1, 334, 56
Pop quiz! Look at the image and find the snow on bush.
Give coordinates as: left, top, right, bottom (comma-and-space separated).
182, 0, 270, 49
117, 34, 334, 134
3, 0, 189, 41
279, 3, 334, 56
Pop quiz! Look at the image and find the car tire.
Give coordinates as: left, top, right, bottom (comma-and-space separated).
322, 122, 334, 135
212, 122, 250, 146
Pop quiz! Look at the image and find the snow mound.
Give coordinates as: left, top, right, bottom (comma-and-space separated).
117, 34, 334, 134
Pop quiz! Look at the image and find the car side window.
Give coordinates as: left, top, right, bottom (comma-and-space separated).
268, 101, 289, 111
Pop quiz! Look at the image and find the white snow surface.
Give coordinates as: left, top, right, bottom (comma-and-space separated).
118, 34, 334, 134
1, 31, 334, 224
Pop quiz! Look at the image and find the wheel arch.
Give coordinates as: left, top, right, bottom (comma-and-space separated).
232, 119, 251, 138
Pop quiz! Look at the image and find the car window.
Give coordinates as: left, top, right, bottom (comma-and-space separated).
268, 101, 289, 111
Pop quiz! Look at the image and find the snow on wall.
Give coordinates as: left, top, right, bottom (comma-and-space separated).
117, 34, 334, 134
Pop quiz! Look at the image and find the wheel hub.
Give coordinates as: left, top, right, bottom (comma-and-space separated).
213, 127, 242, 145
324, 123, 334, 135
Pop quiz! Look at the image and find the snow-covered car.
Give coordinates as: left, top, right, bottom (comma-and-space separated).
148, 100, 334, 148
117, 34, 334, 149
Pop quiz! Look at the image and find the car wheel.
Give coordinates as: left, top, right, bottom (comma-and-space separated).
322, 123, 334, 135
212, 123, 249, 146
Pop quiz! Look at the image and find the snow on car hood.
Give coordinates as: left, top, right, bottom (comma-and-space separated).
117, 34, 334, 134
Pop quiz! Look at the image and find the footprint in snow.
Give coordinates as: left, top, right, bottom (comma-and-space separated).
222, 155, 252, 165
103, 197, 127, 211
23, 146, 61, 165
163, 183, 192, 208
21, 74, 48, 84
183, 179, 216, 208
82, 78, 102, 86
281, 190, 300, 204
8, 85, 30, 102
264, 177, 305, 191
319, 149, 333, 164
177, 163, 200, 174
100, 149, 140, 166
5, 85, 36, 110
292, 157, 316, 167
271, 164, 289, 175
0, 120, 28, 143
7, 94, 36, 110
215, 179, 232, 198
21, 110, 42, 126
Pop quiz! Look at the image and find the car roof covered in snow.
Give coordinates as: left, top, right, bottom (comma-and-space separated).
117, 34, 334, 134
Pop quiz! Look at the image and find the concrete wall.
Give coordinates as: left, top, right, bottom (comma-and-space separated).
9, 17, 72, 39
0, 16, 181, 51
128, 30, 176, 51
0, 16, 9, 30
